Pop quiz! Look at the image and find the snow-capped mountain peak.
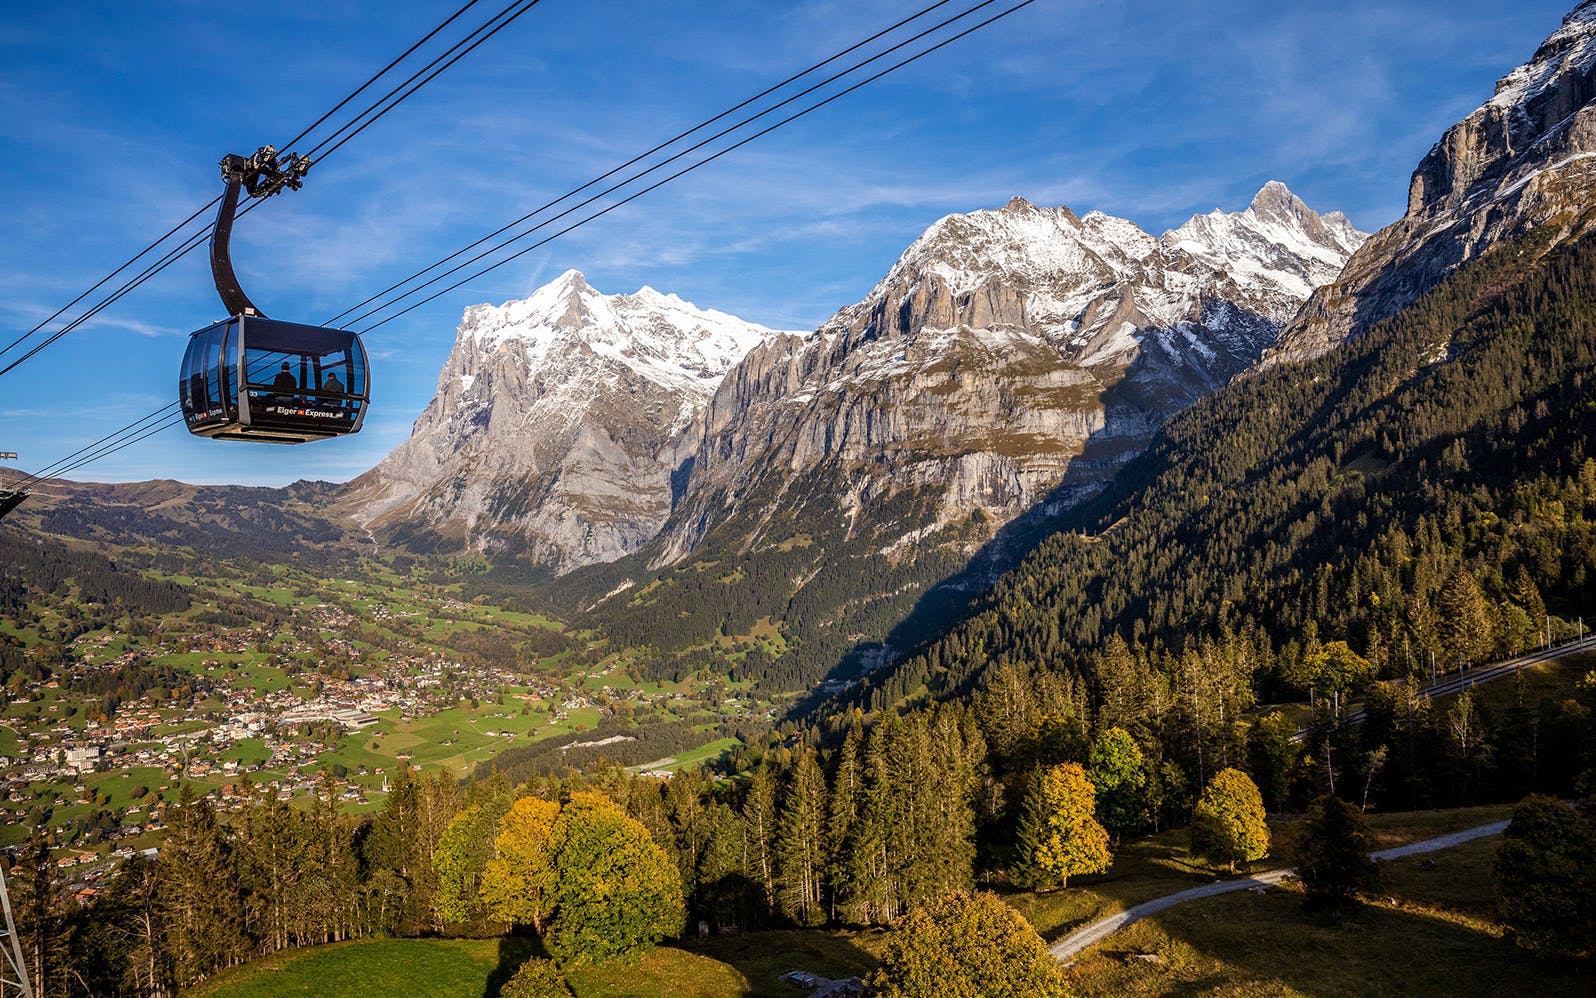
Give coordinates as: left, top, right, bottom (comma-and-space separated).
656, 183, 1364, 562
346, 271, 793, 572
1272, 1, 1596, 364
461, 270, 778, 396
1163, 181, 1367, 304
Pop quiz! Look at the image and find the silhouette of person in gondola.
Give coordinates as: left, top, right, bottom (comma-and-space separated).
272, 361, 297, 390
322, 372, 345, 414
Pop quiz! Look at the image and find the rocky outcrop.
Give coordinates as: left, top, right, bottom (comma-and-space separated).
1270, 1, 1596, 363
342, 270, 784, 571
655, 184, 1364, 563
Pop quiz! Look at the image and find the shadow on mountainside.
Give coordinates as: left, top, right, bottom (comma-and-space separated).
790, 319, 1267, 721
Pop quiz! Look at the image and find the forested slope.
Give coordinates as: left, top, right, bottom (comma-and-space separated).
856, 221, 1596, 716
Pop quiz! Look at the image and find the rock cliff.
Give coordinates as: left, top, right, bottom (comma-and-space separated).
343, 270, 785, 571
655, 183, 1363, 564
1270, 1, 1596, 363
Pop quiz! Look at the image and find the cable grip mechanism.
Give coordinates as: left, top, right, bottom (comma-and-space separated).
209, 146, 312, 318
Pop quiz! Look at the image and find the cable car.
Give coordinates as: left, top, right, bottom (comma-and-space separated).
180, 147, 370, 443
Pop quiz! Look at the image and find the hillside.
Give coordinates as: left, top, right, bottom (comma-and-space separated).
852, 219, 1596, 725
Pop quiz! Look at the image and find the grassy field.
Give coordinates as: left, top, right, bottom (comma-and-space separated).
1048, 802, 1591, 997
197, 930, 882, 998
1007, 804, 1516, 942
1064, 831, 1588, 997
197, 938, 504, 998
186, 802, 1582, 998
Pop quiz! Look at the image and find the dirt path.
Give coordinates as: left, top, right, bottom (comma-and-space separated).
1049, 819, 1511, 961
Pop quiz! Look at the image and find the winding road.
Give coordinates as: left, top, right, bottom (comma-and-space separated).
1048, 819, 1511, 961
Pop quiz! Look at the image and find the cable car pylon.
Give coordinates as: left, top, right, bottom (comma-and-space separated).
0, 863, 33, 998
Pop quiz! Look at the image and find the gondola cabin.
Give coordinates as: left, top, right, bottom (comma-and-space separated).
180, 315, 369, 443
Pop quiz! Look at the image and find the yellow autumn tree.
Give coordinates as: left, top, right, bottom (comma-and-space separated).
479, 796, 561, 932
1191, 767, 1270, 872
870, 891, 1063, 998
1012, 762, 1111, 889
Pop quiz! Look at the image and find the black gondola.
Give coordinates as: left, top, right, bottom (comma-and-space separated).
180, 147, 370, 444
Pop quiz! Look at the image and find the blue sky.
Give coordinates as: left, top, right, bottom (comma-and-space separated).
0, 0, 1575, 487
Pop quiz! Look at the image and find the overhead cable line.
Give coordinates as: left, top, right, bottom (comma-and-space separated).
357, 0, 1040, 334
20, 343, 303, 485
0, 196, 222, 365
0, 0, 524, 378
302, 0, 547, 164
278, 0, 489, 153
28, 406, 183, 484
324, 0, 965, 326
23, 0, 1042, 481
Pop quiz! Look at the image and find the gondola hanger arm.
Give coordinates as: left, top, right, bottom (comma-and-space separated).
209, 145, 313, 318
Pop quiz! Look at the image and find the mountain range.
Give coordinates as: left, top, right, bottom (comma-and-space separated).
14, 0, 1596, 704
349, 182, 1363, 583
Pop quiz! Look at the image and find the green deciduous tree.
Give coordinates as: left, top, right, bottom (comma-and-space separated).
868, 891, 1064, 998
1012, 762, 1111, 889
546, 792, 685, 966
1088, 726, 1148, 844
1247, 711, 1302, 812
1493, 796, 1596, 958
1299, 641, 1375, 703
501, 957, 573, 998
433, 795, 513, 927
1190, 768, 1269, 873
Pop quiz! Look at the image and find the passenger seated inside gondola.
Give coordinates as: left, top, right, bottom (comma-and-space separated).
272, 361, 297, 391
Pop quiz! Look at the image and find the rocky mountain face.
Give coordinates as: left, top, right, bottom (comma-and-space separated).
544, 184, 1365, 692
653, 183, 1364, 565
343, 271, 786, 571
1271, 0, 1596, 363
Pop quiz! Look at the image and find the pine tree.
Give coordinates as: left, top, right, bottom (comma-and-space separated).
741, 764, 780, 917
1436, 568, 1492, 665
825, 726, 864, 922
159, 786, 246, 985
11, 835, 68, 998
233, 781, 303, 953
774, 748, 827, 926
1297, 795, 1379, 917
1012, 762, 1111, 889
1494, 795, 1596, 957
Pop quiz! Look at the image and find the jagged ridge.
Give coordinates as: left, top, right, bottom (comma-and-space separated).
1271, 0, 1596, 363
342, 270, 790, 571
